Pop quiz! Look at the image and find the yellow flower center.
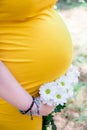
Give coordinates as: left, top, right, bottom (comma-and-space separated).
45, 89, 51, 94
61, 82, 65, 86
56, 94, 61, 99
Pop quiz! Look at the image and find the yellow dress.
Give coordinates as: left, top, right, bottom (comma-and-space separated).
0, 0, 73, 130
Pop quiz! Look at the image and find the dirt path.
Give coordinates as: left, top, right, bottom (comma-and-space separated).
59, 6, 87, 47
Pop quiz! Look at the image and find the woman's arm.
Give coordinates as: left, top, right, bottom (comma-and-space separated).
0, 61, 35, 111
0, 61, 55, 115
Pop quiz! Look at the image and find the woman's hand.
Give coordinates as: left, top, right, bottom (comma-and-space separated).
39, 102, 55, 116
31, 97, 55, 116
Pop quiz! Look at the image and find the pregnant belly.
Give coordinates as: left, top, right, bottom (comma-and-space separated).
0, 9, 73, 96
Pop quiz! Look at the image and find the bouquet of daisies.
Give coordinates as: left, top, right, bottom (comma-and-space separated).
40, 65, 80, 130
39, 65, 80, 107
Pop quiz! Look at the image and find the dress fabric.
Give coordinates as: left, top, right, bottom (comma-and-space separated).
0, 0, 73, 130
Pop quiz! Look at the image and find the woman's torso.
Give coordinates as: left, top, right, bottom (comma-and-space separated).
0, 0, 57, 21
0, 0, 73, 97
0, 1, 72, 129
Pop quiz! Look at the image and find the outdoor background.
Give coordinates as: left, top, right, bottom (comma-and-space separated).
53, 0, 87, 130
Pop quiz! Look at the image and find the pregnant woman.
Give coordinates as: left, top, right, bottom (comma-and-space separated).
0, 0, 73, 130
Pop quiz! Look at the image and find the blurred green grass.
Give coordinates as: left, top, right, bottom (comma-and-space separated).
56, 1, 87, 10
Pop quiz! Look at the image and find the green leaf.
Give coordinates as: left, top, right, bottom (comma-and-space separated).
54, 104, 66, 113
42, 125, 48, 130
52, 124, 56, 130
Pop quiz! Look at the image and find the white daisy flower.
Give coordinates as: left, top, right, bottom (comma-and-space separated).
65, 86, 74, 99
55, 75, 71, 87
66, 65, 80, 84
39, 83, 57, 105
55, 76, 73, 94
53, 86, 68, 106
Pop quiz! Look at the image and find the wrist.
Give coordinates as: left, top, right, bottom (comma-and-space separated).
19, 97, 42, 116
19, 96, 35, 114
31, 97, 42, 115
